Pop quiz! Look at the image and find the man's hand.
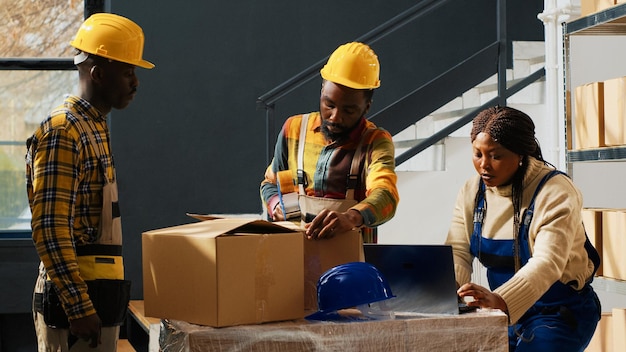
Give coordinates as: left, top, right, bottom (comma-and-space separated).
271, 203, 285, 221
305, 209, 363, 239
69, 313, 102, 348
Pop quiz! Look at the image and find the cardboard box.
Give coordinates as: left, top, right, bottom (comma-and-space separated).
600, 0, 619, 11
586, 312, 613, 352
581, 0, 593, 15
611, 308, 626, 351
142, 218, 305, 327
582, 0, 617, 16
603, 77, 626, 146
614, 308, 626, 351
582, 208, 604, 276
303, 229, 364, 311
601, 210, 626, 280
575, 82, 605, 149
185, 215, 365, 313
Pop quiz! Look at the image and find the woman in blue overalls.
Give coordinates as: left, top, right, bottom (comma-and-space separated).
445, 106, 600, 352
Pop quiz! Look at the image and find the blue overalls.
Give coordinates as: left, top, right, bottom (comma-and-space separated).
470, 170, 601, 352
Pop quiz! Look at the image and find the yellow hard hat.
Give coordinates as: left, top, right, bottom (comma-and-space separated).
320, 42, 380, 89
70, 13, 154, 69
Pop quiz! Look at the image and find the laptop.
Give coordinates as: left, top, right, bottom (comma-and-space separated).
363, 244, 475, 315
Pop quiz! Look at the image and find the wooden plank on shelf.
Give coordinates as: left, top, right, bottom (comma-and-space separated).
129, 300, 161, 332
117, 339, 136, 352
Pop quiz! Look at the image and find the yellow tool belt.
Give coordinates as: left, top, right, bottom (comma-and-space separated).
37, 245, 130, 328
76, 244, 125, 281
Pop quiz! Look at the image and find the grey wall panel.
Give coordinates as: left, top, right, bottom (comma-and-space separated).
0, 239, 39, 314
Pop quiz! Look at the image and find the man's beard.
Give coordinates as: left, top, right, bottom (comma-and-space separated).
321, 117, 362, 142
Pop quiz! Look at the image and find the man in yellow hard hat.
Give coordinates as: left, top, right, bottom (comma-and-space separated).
26, 13, 154, 351
260, 42, 399, 243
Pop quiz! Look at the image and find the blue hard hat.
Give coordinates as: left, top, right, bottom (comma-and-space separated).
313, 261, 395, 314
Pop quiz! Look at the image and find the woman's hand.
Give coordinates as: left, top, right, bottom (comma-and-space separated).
457, 282, 508, 313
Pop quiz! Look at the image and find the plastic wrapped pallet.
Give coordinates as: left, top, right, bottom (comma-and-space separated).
159, 310, 508, 352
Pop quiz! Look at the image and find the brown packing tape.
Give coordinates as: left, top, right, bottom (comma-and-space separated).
255, 234, 271, 322
248, 231, 304, 324
277, 170, 296, 194
303, 238, 323, 311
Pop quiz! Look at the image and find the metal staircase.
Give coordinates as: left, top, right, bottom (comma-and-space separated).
395, 41, 546, 171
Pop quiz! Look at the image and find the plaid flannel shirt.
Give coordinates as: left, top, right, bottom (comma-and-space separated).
26, 95, 114, 320
261, 112, 399, 238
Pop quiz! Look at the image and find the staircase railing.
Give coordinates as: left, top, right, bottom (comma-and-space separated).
368, 41, 501, 137
394, 66, 545, 165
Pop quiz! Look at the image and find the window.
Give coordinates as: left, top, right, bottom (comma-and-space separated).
0, 0, 83, 232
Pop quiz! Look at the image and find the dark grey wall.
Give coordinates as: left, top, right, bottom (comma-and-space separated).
110, 0, 543, 299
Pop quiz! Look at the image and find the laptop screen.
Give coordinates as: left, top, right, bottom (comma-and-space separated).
363, 244, 459, 315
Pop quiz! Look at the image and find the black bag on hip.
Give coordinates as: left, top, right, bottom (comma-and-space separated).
35, 279, 131, 328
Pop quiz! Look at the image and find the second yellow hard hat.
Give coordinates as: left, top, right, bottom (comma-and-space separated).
320, 42, 380, 89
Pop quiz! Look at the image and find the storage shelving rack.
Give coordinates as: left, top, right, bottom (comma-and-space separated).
563, 3, 626, 297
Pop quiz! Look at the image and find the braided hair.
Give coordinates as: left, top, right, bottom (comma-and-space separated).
470, 106, 550, 271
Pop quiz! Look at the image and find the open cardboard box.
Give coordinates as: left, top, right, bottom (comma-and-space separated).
187, 214, 365, 312
142, 216, 304, 327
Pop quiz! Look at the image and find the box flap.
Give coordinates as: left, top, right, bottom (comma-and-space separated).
187, 213, 302, 232
231, 219, 301, 234
269, 221, 302, 232
186, 213, 224, 221
144, 217, 301, 239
